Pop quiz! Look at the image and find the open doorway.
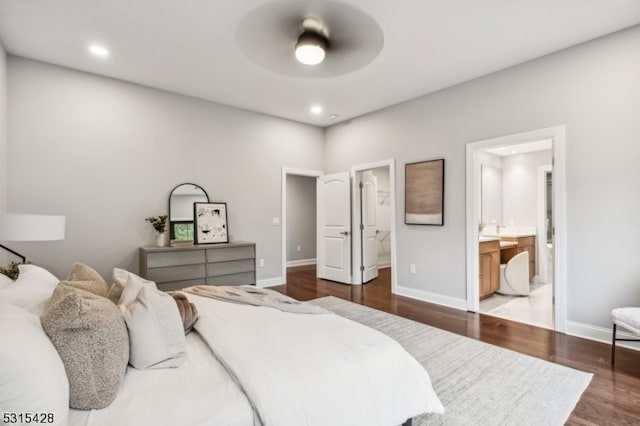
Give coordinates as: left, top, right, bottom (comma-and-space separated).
476, 140, 554, 329
282, 161, 397, 291
465, 126, 567, 333
351, 159, 398, 291
281, 168, 323, 284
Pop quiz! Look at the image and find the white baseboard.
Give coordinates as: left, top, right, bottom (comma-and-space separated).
257, 276, 284, 288
286, 258, 316, 267
394, 285, 467, 311
378, 260, 391, 269
565, 320, 640, 351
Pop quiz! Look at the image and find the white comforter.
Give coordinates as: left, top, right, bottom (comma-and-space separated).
188, 294, 444, 426
68, 331, 254, 426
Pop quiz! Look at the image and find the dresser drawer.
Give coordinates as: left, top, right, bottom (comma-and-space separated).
206, 246, 255, 262
206, 258, 255, 277
157, 279, 206, 292
206, 271, 255, 286
146, 264, 206, 284
146, 250, 205, 268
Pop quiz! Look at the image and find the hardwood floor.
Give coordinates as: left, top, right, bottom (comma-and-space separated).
271, 265, 640, 425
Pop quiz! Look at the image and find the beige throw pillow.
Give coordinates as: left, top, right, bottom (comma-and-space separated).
119, 281, 186, 370
62, 263, 109, 297
41, 285, 129, 409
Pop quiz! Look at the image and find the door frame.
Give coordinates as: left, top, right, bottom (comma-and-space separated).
465, 125, 567, 332
351, 159, 398, 290
281, 167, 323, 284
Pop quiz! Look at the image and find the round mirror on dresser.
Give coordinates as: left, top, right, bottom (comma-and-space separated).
168, 183, 209, 242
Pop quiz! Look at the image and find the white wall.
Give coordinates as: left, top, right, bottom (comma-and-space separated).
286, 174, 316, 263
0, 40, 6, 264
324, 25, 640, 329
7, 57, 324, 280
502, 150, 552, 227
479, 152, 502, 228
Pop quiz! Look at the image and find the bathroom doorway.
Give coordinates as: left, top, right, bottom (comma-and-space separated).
465, 126, 567, 333
476, 140, 554, 329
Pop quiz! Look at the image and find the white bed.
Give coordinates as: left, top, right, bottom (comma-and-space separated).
1, 264, 443, 426
68, 331, 255, 426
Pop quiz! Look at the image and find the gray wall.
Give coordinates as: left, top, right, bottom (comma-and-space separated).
502, 150, 552, 227
0, 41, 6, 264
324, 25, 640, 330
286, 174, 316, 263
7, 57, 324, 281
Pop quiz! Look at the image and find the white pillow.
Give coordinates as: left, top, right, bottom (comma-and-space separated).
0, 264, 60, 314
0, 302, 69, 426
0, 272, 13, 289
119, 282, 186, 370
111, 268, 156, 305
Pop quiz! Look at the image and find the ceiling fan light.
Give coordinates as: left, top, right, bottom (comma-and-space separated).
295, 31, 327, 65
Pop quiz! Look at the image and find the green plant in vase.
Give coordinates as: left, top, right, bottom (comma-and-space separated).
146, 215, 168, 246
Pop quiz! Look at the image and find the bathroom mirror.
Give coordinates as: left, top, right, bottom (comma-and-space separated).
168, 183, 209, 241
480, 165, 502, 230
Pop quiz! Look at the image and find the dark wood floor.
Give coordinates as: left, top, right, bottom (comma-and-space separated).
271, 266, 640, 425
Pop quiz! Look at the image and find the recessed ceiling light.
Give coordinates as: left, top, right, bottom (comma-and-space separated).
310, 105, 323, 114
329, 114, 338, 119
89, 44, 109, 58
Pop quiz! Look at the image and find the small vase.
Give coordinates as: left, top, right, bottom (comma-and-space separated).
156, 232, 166, 247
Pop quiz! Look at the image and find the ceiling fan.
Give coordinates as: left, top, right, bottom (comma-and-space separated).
235, 2, 384, 78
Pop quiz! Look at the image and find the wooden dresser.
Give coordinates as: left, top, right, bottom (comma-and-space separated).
479, 239, 500, 299
139, 241, 256, 291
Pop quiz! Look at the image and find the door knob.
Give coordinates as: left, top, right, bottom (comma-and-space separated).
340, 231, 350, 236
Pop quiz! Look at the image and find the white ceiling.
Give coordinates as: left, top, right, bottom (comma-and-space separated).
1, 0, 639, 127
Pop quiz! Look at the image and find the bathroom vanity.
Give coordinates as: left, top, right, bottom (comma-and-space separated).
479, 238, 500, 299
479, 233, 536, 299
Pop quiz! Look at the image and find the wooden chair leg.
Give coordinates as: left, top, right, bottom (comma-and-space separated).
611, 323, 617, 366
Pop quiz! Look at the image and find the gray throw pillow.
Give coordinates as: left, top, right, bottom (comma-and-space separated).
41, 285, 129, 409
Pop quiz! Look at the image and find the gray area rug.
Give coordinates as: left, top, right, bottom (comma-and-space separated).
312, 296, 592, 426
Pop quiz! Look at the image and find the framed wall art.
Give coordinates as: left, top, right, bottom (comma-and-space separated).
405, 158, 444, 226
194, 202, 229, 244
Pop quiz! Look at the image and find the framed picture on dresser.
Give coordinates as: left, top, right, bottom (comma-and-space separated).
194, 202, 229, 244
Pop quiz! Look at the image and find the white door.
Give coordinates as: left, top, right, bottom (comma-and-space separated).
317, 172, 351, 283
360, 171, 379, 283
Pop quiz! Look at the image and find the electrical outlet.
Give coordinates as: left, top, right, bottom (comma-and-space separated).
296, 245, 302, 252
410, 264, 416, 274
259, 258, 265, 267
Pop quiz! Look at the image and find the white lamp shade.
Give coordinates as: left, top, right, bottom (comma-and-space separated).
0, 214, 66, 241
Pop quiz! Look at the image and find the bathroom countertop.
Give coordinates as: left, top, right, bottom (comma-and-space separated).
479, 236, 500, 242
481, 230, 536, 238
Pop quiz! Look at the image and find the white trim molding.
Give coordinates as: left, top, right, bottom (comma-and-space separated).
395, 285, 468, 311
286, 258, 316, 267
566, 321, 640, 351
258, 277, 285, 288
